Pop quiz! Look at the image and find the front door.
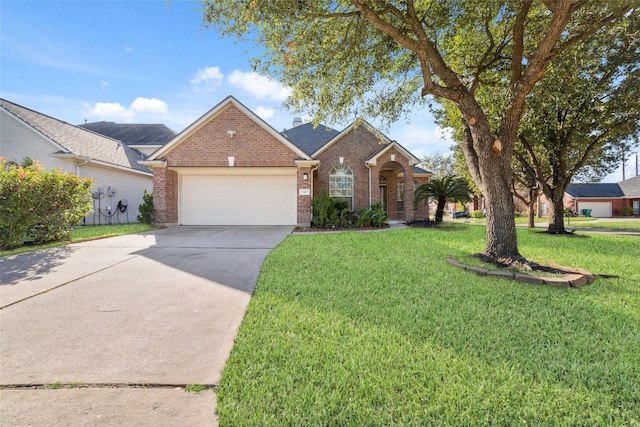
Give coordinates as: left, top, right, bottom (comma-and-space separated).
379, 185, 388, 212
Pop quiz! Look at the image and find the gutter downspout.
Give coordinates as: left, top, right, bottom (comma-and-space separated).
76, 156, 91, 176
366, 163, 372, 206
310, 164, 319, 199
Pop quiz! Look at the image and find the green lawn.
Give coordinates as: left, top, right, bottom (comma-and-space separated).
573, 220, 640, 231
0, 223, 154, 257
217, 226, 640, 425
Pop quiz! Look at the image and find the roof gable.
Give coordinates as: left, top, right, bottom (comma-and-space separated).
146, 96, 311, 161
618, 175, 640, 197
311, 120, 392, 158
0, 98, 150, 174
566, 183, 624, 198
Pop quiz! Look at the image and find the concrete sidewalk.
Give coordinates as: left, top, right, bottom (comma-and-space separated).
0, 226, 292, 426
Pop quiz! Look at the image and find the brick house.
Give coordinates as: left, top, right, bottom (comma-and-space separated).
141, 96, 431, 227
1, 98, 152, 224
537, 176, 640, 217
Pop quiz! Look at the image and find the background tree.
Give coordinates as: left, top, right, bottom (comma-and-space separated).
514, 13, 640, 234
201, 0, 635, 262
420, 152, 454, 179
415, 176, 472, 223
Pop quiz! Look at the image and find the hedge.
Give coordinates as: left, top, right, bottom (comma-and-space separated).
1, 159, 93, 249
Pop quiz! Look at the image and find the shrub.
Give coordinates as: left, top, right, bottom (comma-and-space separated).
620, 206, 634, 216
137, 189, 154, 225
1, 159, 92, 249
471, 209, 484, 219
355, 203, 387, 228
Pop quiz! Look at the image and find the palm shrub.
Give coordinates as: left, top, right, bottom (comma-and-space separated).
355, 203, 387, 227
415, 175, 472, 222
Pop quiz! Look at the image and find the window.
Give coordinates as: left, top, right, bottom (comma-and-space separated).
634, 200, 639, 215
329, 164, 353, 209
397, 181, 404, 212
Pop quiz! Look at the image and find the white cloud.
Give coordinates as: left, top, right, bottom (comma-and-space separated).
101, 80, 109, 87
190, 66, 224, 88
130, 97, 168, 114
83, 97, 169, 123
125, 45, 134, 53
227, 70, 291, 101
254, 106, 275, 119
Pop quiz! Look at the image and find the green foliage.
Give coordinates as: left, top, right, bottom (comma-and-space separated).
0, 159, 93, 249
311, 190, 349, 227
620, 206, 634, 216
471, 209, 484, 219
137, 189, 154, 225
355, 203, 387, 228
415, 176, 472, 222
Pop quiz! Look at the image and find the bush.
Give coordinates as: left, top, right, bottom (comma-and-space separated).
471, 209, 484, 219
620, 206, 634, 216
1, 159, 93, 249
355, 203, 387, 228
137, 189, 154, 225
311, 191, 346, 227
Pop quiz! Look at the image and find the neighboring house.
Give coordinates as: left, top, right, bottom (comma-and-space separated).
617, 175, 640, 215
1, 98, 152, 224
537, 177, 640, 217
141, 96, 432, 227
78, 121, 176, 157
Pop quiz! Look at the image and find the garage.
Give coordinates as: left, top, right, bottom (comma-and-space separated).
577, 201, 612, 218
178, 168, 297, 225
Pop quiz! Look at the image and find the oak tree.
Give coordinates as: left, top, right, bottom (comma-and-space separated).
201, 0, 635, 261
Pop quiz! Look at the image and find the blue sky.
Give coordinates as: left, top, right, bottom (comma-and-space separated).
1, 0, 635, 182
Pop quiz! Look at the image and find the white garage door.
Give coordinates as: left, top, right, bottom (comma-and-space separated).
577, 201, 611, 218
179, 168, 297, 225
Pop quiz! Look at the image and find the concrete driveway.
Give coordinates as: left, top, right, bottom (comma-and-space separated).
0, 226, 292, 426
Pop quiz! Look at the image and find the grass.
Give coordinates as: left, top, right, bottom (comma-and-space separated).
572, 220, 640, 231
0, 223, 154, 257
217, 225, 640, 425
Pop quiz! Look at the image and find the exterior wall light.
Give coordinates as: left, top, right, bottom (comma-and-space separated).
228, 156, 235, 167
303, 172, 308, 181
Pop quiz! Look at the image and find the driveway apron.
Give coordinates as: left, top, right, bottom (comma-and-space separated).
0, 226, 292, 426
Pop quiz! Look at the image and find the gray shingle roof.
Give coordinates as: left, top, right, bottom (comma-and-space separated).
78, 121, 176, 146
618, 175, 640, 198
1, 99, 151, 174
281, 123, 340, 156
414, 166, 432, 175
566, 183, 624, 198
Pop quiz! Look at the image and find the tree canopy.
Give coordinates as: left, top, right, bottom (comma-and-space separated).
201, 0, 636, 262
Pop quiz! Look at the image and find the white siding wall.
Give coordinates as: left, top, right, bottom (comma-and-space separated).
1, 109, 74, 172
79, 163, 152, 225
1, 109, 152, 225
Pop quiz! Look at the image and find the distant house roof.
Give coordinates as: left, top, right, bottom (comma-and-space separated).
78, 121, 176, 146
414, 166, 432, 175
281, 122, 340, 156
0, 99, 151, 175
618, 175, 640, 198
566, 183, 624, 198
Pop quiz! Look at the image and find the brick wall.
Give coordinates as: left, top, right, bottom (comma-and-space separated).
166, 105, 299, 168
314, 125, 422, 221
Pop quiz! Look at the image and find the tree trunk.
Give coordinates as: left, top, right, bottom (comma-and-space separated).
527, 192, 536, 228
435, 196, 446, 222
460, 113, 521, 261
547, 191, 566, 233
482, 171, 520, 260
